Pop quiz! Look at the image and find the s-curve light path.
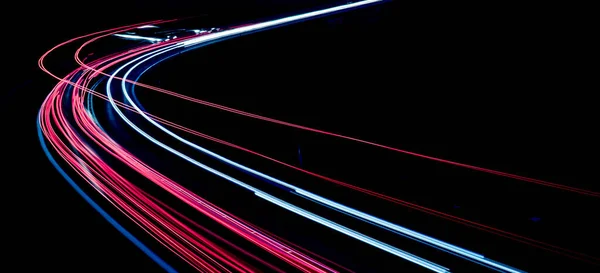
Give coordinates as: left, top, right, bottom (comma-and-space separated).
38, 17, 354, 273
107, 44, 450, 273
99, 19, 600, 198
36, 0, 598, 272
40, 32, 370, 273
41, 39, 347, 273
110, 13, 524, 273
107, 40, 597, 266
38, 1, 450, 272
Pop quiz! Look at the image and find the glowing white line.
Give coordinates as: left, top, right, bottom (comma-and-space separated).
117, 6, 525, 273
103, 2, 455, 272
180, 0, 383, 47
106, 50, 449, 272
137, 25, 159, 29
114, 34, 163, 42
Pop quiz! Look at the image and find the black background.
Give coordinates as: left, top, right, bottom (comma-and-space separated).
3, 1, 597, 272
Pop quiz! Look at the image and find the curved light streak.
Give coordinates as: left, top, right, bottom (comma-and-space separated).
35, 0, 598, 271
67, 7, 598, 266
117, 24, 524, 273
107, 44, 596, 265
37, 116, 178, 273
106, 43, 449, 273
39, 21, 348, 273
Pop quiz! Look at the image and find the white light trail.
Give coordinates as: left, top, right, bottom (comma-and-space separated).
105, 1, 521, 272
115, 5, 526, 272
106, 41, 450, 273
113, 34, 163, 42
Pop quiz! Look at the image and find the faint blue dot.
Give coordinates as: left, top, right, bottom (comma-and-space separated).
530, 217, 541, 222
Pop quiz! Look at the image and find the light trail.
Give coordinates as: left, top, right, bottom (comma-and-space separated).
114, 33, 163, 42
116, 27, 524, 273
71, 8, 600, 241
107, 42, 449, 273
39, 21, 348, 273
37, 118, 179, 273
138, 25, 159, 29
180, 0, 384, 47
41, 61, 253, 273
39, 1, 450, 272
83, 16, 599, 198
35, 0, 599, 271
114, 64, 598, 265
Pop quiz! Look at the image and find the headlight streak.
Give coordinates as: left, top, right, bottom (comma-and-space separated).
35, 0, 599, 272
81, 15, 599, 198
68, 6, 598, 265
117, 87, 597, 266
41, 59, 259, 273
107, 47, 450, 273
116, 26, 523, 273
90, 81, 303, 273
40, 1, 447, 272
68, 60, 352, 272
179, 0, 384, 47
113, 33, 164, 42
114, 73, 597, 265
40, 20, 349, 273
69, 12, 600, 264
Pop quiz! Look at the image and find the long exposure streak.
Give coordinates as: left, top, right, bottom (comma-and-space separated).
36, 0, 598, 272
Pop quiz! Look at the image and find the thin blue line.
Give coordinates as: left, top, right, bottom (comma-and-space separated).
37, 114, 178, 273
